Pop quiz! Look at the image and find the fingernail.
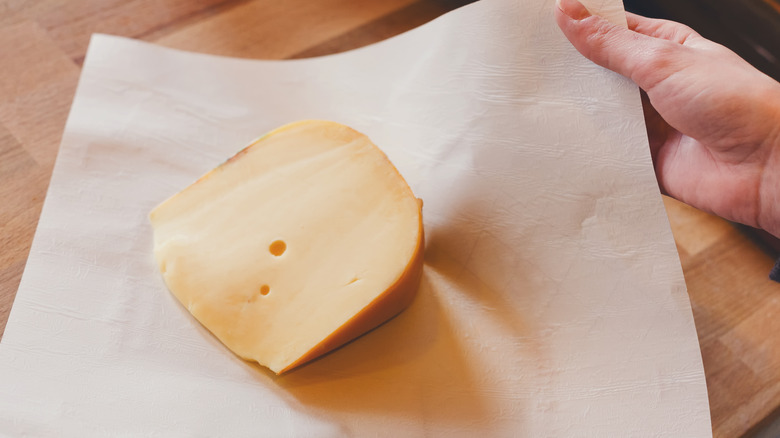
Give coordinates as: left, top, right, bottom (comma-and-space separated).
556, 0, 592, 20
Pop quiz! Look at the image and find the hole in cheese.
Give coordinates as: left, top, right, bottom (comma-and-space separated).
269, 240, 286, 256
149, 120, 424, 375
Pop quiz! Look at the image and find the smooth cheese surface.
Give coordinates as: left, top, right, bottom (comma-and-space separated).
150, 120, 424, 374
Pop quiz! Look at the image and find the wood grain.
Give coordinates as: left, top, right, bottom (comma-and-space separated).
0, 1, 778, 436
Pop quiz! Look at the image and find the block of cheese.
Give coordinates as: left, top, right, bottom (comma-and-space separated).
150, 120, 424, 374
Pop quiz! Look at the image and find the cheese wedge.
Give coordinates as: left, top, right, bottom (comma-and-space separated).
150, 120, 424, 374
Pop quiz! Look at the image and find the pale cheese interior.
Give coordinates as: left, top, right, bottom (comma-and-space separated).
150, 120, 422, 373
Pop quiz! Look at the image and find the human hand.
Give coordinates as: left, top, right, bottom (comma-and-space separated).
554, 0, 780, 237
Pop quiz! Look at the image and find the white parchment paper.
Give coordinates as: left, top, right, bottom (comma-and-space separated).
0, 0, 711, 435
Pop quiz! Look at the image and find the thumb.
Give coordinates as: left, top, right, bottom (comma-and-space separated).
554, 0, 680, 91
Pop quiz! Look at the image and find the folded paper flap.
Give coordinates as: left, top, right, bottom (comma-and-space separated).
0, 0, 711, 436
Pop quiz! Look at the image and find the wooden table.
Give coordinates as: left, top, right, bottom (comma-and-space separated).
1, 1, 778, 436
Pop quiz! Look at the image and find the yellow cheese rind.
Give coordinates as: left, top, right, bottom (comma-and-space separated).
150, 120, 424, 374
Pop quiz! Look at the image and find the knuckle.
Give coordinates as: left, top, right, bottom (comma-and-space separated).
632, 43, 681, 88
582, 18, 617, 52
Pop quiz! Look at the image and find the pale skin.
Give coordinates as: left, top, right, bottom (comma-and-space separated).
554, 0, 780, 238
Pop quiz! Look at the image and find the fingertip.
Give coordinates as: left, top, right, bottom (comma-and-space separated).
554, 3, 615, 65
554, 0, 596, 50
555, 7, 654, 84
555, 0, 592, 21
